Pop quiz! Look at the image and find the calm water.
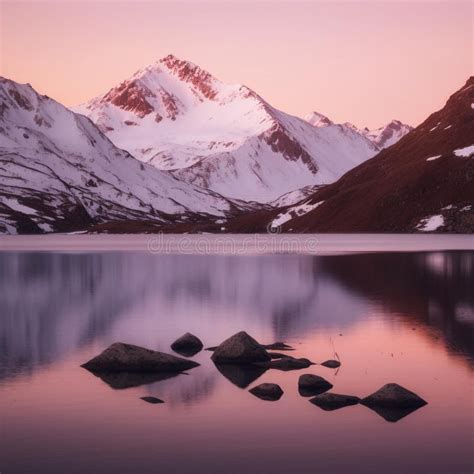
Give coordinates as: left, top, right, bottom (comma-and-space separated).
0, 238, 473, 473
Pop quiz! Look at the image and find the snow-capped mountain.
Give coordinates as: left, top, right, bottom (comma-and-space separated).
75, 55, 379, 203
305, 111, 412, 150
269, 77, 474, 232
364, 120, 414, 149
0, 77, 239, 234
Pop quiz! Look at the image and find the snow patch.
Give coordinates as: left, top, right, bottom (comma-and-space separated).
453, 145, 474, 157
417, 214, 444, 232
272, 200, 325, 227
1, 197, 38, 215
426, 155, 441, 162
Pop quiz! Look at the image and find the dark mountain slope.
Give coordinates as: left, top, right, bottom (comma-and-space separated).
275, 77, 474, 233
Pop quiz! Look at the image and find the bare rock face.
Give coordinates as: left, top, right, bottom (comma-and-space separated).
321, 360, 341, 368
255, 356, 314, 371
141, 396, 164, 404
249, 383, 284, 401
361, 383, 427, 409
81, 342, 200, 372
211, 331, 271, 364
298, 374, 333, 396
171, 333, 204, 357
309, 393, 360, 411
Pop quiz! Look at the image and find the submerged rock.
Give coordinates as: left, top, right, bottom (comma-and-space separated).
171, 333, 204, 357
263, 342, 294, 351
255, 356, 314, 371
211, 331, 271, 364
81, 342, 200, 372
361, 383, 427, 409
249, 383, 284, 401
141, 396, 164, 404
309, 393, 360, 410
321, 360, 341, 369
214, 363, 267, 389
298, 374, 333, 396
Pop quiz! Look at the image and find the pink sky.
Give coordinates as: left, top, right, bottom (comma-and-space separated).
0, 1, 472, 128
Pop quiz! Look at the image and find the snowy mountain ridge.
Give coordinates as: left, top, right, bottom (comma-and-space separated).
0, 77, 240, 234
75, 54, 380, 203
305, 111, 413, 150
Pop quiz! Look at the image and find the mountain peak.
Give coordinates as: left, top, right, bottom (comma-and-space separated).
305, 111, 334, 128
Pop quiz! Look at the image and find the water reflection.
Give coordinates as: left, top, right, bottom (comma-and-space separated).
320, 251, 474, 361
0, 251, 473, 383
214, 363, 268, 389
1, 248, 473, 474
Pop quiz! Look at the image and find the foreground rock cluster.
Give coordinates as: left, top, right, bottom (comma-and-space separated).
81, 331, 427, 421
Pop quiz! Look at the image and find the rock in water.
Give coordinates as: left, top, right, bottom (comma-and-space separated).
211, 331, 271, 364
321, 360, 341, 368
298, 374, 333, 396
361, 383, 427, 409
249, 383, 284, 401
81, 342, 200, 372
141, 396, 164, 404
256, 356, 314, 371
263, 342, 294, 351
309, 393, 360, 410
171, 333, 204, 357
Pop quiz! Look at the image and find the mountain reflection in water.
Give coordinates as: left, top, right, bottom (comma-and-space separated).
0, 248, 473, 474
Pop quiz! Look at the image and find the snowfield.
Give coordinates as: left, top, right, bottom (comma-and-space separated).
417, 215, 445, 232
454, 145, 474, 157
271, 200, 325, 227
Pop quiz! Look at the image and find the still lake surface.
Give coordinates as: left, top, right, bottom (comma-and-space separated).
0, 235, 473, 474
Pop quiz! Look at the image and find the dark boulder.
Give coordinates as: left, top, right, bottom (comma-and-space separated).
81, 342, 200, 372
171, 333, 203, 357
211, 331, 271, 364
249, 383, 284, 401
321, 359, 341, 368
361, 383, 427, 409
309, 393, 360, 410
255, 356, 314, 371
141, 396, 164, 404
298, 374, 333, 397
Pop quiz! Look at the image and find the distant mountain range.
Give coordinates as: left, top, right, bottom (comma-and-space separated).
257, 77, 474, 233
0, 55, 472, 234
74, 55, 382, 203
305, 111, 413, 149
